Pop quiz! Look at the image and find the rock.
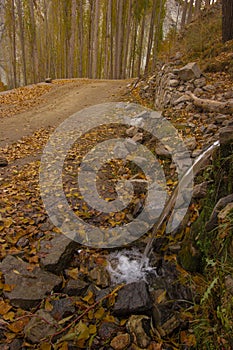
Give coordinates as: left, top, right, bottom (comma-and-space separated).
110, 333, 131, 350
184, 137, 197, 151
0, 157, 8, 167
45, 77, 52, 83
98, 322, 120, 341
131, 132, 144, 143
155, 142, 171, 158
225, 275, 233, 295
173, 94, 191, 105
193, 182, 208, 199
50, 298, 75, 321
203, 84, 216, 92
206, 124, 218, 134
63, 279, 88, 296
0, 255, 62, 310
9, 339, 23, 350
127, 315, 151, 348
169, 79, 180, 87
39, 234, 79, 274
126, 126, 139, 137
24, 310, 57, 343
89, 266, 110, 288
193, 87, 203, 96
16, 236, 29, 248
215, 114, 227, 125
159, 314, 180, 336
178, 242, 202, 272
206, 194, 233, 232
219, 126, 233, 145
194, 77, 206, 88
176, 62, 202, 81
113, 281, 152, 316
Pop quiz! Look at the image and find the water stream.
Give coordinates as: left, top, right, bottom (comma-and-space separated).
107, 141, 220, 282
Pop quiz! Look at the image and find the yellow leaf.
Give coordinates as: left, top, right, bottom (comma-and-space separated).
103, 314, 115, 323
94, 307, 105, 320
44, 300, 53, 312
82, 290, 94, 304
75, 321, 90, 341
58, 315, 73, 325
0, 301, 12, 315
67, 268, 78, 280
8, 318, 29, 333
3, 311, 15, 321
89, 324, 97, 334
40, 343, 51, 350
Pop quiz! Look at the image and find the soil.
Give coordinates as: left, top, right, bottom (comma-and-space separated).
0, 79, 130, 147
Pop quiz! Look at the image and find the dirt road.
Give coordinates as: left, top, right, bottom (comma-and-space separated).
0, 79, 129, 147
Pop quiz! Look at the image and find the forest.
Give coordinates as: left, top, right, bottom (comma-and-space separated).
0, 0, 221, 89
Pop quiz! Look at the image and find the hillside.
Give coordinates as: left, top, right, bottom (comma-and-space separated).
0, 2, 233, 350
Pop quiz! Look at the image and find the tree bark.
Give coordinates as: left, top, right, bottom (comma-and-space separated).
222, 0, 233, 43
188, 92, 233, 114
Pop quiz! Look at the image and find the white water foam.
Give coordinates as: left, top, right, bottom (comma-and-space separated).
107, 248, 157, 284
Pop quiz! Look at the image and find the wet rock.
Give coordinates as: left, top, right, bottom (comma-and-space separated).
89, 266, 110, 288
113, 281, 152, 316
39, 234, 79, 274
98, 322, 120, 341
176, 62, 202, 81
110, 333, 131, 350
0, 157, 8, 167
50, 298, 75, 321
194, 77, 206, 88
0, 255, 62, 310
127, 315, 151, 348
63, 279, 88, 296
24, 310, 58, 343
193, 182, 208, 199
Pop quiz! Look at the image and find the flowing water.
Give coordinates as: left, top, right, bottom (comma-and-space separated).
107, 141, 220, 282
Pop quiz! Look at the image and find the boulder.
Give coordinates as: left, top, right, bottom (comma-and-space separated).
24, 310, 57, 343
0, 255, 62, 309
176, 62, 202, 81
113, 281, 152, 316
39, 233, 79, 274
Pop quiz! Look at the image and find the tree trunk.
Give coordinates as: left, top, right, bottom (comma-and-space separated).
222, 0, 233, 43
11, 0, 17, 87
144, 0, 157, 75
92, 0, 100, 78
122, 0, 132, 79
78, 0, 83, 77
16, 0, 27, 85
68, 0, 77, 78
181, 0, 188, 28
187, 0, 194, 24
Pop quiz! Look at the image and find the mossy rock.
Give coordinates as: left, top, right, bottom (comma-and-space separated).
178, 241, 202, 273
